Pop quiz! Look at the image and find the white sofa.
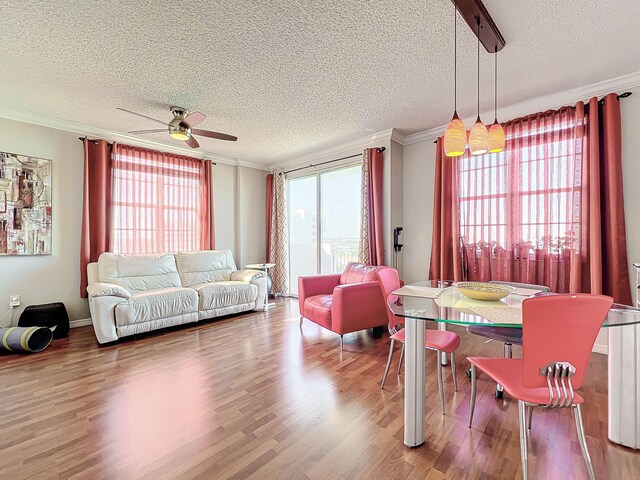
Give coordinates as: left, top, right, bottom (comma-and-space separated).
86, 250, 266, 344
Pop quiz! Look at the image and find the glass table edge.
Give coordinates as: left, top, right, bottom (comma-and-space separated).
389, 289, 640, 328
390, 311, 522, 328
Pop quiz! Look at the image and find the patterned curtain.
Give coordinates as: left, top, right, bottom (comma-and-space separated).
359, 151, 371, 264
269, 172, 289, 295
359, 148, 384, 265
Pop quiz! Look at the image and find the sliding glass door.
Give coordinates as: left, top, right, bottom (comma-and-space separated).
288, 176, 318, 294
288, 165, 361, 295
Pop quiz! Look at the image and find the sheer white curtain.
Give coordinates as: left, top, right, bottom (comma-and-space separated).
111, 144, 213, 254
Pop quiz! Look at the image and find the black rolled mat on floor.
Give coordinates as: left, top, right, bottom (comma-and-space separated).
0, 327, 53, 353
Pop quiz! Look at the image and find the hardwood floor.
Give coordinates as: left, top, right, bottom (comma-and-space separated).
1, 298, 638, 479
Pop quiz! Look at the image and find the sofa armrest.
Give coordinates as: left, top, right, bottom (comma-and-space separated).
331, 281, 387, 335
87, 282, 131, 299
231, 269, 267, 309
231, 269, 265, 283
87, 294, 127, 344
298, 274, 342, 313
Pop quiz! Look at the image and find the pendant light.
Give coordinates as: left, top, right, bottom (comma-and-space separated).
443, 0, 466, 157
488, 46, 506, 153
469, 17, 489, 155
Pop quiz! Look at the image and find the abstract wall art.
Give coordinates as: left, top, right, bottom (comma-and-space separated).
0, 152, 52, 255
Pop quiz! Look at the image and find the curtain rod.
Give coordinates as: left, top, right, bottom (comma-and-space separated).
432, 92, 634, 143
279, 147, 386, 175
78, 137, 217, 164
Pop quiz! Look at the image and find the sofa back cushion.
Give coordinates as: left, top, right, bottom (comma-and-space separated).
175, 250, 237, 287
98, 252, 181, 292
340, 262, 380, 285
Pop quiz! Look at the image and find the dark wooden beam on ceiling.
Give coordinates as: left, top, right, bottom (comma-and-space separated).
452, 0, 506, 53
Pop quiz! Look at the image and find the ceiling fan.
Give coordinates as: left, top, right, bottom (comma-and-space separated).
117, 106, 238, 148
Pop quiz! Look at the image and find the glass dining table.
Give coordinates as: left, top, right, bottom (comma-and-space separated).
388, 281, 640, 449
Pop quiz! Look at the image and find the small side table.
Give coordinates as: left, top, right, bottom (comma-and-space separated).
245, 263, 276, 311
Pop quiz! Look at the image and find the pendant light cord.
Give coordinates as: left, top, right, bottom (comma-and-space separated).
476, 17, 480, 119
454, 0, 457, 112
494, 46, 498, 123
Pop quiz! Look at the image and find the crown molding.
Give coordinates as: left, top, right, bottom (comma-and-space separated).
0, 105, 261, 167
236, 159, 270, 171
269, 128, 396, 172
402, 70, 640, 146
404, 126, 443, 145
390, 129, 407, 145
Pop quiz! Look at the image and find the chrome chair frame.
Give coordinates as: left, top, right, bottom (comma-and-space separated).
381, 324, 458, 415
468, 361, 595, 480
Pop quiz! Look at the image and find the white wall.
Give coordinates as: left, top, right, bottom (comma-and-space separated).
236, 166, 268, 267
0, 117, 89, 322
0, 117, 269, 323
621, 92, 640, 299
388, 140, 404, 278
213, 162, 237, 252
402, 140, 437, 284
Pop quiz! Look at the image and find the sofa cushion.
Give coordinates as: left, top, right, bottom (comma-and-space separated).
304, 294, 333, 330
115, 287, 198, 327
98, 253, 181, 293
175, 250, 237, 287
194, 281, 258, 310
340, 263, 380, 285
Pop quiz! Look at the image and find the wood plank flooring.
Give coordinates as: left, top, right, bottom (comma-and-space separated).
1, 298, 639, 479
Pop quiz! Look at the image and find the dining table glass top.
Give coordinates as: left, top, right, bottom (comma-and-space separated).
388, 281, 640, 328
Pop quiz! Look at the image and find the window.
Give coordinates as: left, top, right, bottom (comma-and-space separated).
287, 165, 361, 295
111, 145, 207, 254
457, 108, 581, 289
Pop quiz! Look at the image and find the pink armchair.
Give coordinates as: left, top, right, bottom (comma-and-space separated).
298, 263, 393, 350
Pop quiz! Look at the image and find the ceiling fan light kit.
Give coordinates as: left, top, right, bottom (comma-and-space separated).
116, 106, 238, 149
444, 0, 505, 157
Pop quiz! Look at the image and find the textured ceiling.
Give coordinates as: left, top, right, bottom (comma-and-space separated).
1, 0, 640, 164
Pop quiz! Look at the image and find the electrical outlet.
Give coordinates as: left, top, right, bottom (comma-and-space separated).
9, 295, 20, 307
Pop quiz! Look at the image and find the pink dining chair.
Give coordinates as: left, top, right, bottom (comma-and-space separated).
377, 268, 461, 415
467, 294, 613, 480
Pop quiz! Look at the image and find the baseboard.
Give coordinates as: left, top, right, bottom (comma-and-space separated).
70, 318, 92, 328
593, 343, 608, 355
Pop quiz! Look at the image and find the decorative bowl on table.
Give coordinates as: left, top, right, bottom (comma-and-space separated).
454, 282, 515, 301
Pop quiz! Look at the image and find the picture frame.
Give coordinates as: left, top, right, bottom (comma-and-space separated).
0, 151, 52, 255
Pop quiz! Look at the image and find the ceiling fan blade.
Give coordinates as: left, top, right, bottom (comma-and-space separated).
117, 107, 168, 126
128, 129, 167, 134
185, 136, 200, 149
191, 129, 238, 142
180, 111, 207, 129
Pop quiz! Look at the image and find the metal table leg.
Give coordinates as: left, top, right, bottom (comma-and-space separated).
404, 317, 426, 447
608, 323, 640, 449
438, 322, 448, 366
